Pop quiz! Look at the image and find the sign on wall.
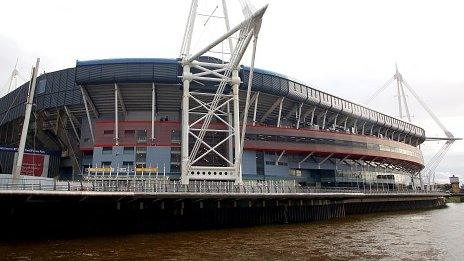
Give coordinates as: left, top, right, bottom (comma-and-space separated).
13, 152, 50, 177
86, 167, 159, 173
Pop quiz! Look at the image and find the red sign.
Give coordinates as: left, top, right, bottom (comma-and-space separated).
20, 154, 45, 176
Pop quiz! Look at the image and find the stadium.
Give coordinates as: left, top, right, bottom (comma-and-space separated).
0, 56, 425, 189
0, 1, 454, 242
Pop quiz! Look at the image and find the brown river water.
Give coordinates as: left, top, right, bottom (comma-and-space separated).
0, 203, 462, 260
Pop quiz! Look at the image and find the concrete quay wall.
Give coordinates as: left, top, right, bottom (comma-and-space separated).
0, 191, 445, 239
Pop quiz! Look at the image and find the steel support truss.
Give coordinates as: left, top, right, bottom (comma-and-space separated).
180, 0, 267, 184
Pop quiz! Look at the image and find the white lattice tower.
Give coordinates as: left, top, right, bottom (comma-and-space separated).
179, 0, 267, 184
365, 65, 461, 190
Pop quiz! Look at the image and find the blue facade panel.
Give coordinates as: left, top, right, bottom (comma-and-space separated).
75, 58, 180, 85
65, 90, 74, 106
91, 146, 171, 174
153, 63, 179, 83
52, 72, 60, 93
129, 63, 153, 82
112, 64, 129, 82
92, 146, 136, 169
146, 147, 171, 173
75, 64, 91, 84
264, 156, 289, 178
66, 69, 76, 91
241, 150, 257, 176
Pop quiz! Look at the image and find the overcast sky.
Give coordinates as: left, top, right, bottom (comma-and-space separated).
0, 0, 462, 183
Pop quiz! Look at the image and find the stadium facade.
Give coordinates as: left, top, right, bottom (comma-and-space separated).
0, 58, 425, 189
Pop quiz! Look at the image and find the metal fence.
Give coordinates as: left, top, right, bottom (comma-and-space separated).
0, 177, 445, 196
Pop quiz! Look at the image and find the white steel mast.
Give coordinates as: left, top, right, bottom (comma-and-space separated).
365, 65, 461, 190
12, 58, 40, 179
1, 59, 25, 97
179, 0, 267, 184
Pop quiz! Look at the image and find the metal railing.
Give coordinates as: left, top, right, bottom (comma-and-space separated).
0, 178, 446, 196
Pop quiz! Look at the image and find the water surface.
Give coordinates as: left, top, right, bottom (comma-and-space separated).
1, 204, 462, 260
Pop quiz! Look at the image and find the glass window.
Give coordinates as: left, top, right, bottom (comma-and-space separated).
289, 169, 302, 177
102, 147, 112, 154
37, 79, 46, 94
124, 129, 135, 137
170, 146, 181, 169
256, 151, 264, 175
171, 131, 181, 143
171, 164, 180, 173
171, 153, 181, 163
103, 130, 114, 136
136, 163, 146, 168
136, 147, 147, 153
136, 130, 147, 143
122, 161, 134, 167
136, 147, 147, 163
101, 161, 112, 167
123, 147, 134, 154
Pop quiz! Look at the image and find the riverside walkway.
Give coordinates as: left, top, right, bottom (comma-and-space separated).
0, 176, 446, 199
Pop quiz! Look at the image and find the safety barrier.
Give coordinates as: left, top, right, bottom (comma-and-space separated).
0, 177, 445, 196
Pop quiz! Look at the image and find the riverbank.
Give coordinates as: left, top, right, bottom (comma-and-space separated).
446, 195, 464, 203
